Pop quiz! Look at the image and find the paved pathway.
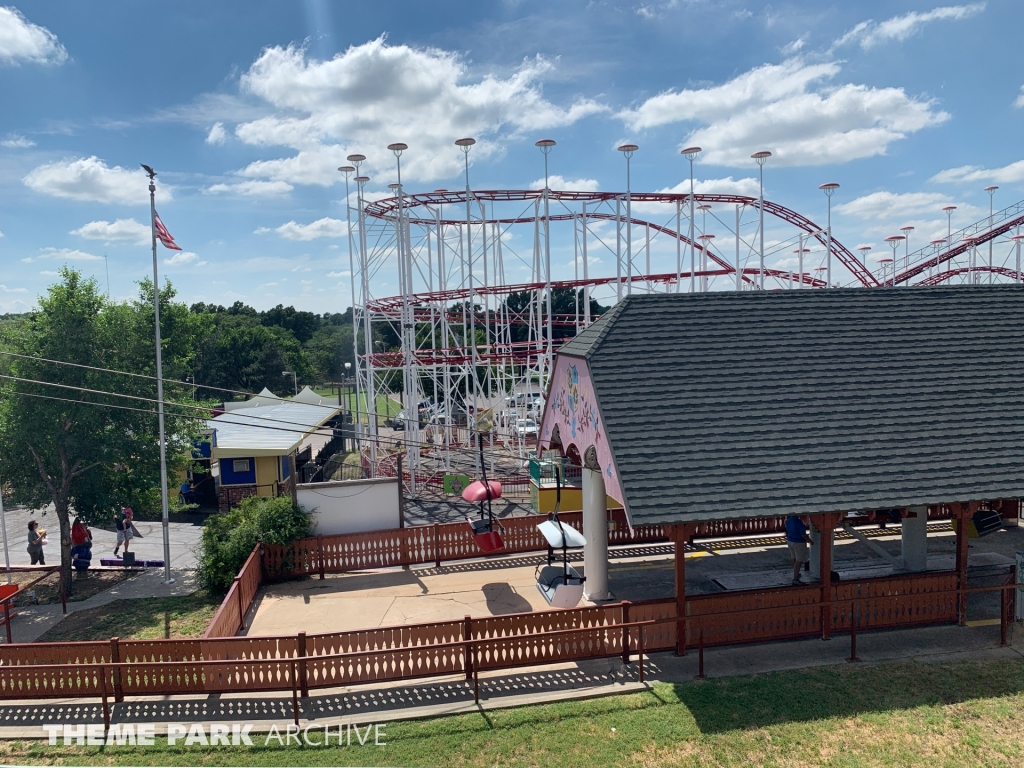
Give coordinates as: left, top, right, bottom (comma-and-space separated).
1, 504, 203, 570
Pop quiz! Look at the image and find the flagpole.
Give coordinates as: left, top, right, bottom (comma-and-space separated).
145, 165, 174, 585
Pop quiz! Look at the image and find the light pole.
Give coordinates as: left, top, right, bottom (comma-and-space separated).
929, 239, 946, 282
819, 183, 839, 289
455, 137, 480, 466
857, 245, 871, 288
337, 163, 362, 429
884, 236, 904, 288
618, 144, 638, 297
752, 151, 771, 289
681, 147, 701, 295
536, 139, 556, 381
282, 371, 297, 395
943, 205, 956, 276
142, 164, 174, 585
1, 481, 9, 584
1012, 235, 1024, 284
899, 225, 914, 287
698, 204, 712, 292
985, 185, 998, 284
793, 247, 809, 289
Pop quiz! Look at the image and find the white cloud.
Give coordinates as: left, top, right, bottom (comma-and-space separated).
206, 122, 227, 145
0, 284, 28, 293
1, 133, 34, 148
930, 159, 1024, 185
529, 175, 599, 192
326, 270, 351, 278
70, 218, 150, 245
781, 36, 807, 55
1015, 86, 1024, 109
23, 247, 102, 263
230, 37, 607, 186
204, 179, 293, 197
835, 191, 959, 220
0, 230, 3, 238
658, 176, 761, 197
23, 156, 165, 204
265, 217, 348, 241
163, 251, 204, 267
833, 4, 985, 50
0, 6, 67, 65
618, 58, 947, 167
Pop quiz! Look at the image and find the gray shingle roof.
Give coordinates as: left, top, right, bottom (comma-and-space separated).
556, 286, 1024, 525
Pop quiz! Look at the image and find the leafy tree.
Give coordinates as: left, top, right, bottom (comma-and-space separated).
0, 269, 199, 595
196, 495, 310, 593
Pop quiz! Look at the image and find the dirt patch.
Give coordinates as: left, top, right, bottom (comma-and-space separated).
5, 568, 138, 606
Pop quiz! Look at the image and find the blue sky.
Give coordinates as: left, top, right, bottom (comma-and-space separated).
1, 0, 1022, 313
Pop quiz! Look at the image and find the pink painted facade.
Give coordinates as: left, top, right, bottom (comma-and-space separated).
539, 354, 627, 513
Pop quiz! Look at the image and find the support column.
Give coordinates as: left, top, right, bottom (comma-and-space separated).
954, 502, 974, 626
582, 466, 610, 602
901, 505, 929, 572
673, 524, 688, 656
809, 517, 833, 581
817, 513, 836, 640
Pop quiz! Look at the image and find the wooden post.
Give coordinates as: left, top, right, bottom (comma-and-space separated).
463, 615, 473, 681
317, 534, 325, 580
110, 636, 124, 702
297, 632, 309, 698
3, 601, 10, 644
621, 601, 631, 664
673, 524, 688, 656
817, 513, 835, 640
433, 522, 442, 569
954, 502, 973, 625
234, 577, 244, 631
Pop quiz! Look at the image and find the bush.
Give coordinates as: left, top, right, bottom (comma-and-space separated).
196, 495, 311, 593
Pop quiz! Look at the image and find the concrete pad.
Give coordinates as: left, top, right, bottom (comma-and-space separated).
247, 561, 555, 636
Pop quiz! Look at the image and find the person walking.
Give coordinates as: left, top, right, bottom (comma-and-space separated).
113, 509, 133, 557
27, 520, 46, 566
785, 515, 811, 585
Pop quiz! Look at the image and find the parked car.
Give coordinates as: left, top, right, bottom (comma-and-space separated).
513, 418, 539, 440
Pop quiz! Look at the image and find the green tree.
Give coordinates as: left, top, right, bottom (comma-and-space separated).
0, 269, 200, 595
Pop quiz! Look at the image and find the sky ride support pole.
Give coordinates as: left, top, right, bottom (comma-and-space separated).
675, 200, 681, 293
340, 166, 362, 454
615, 198, 623, 302
582, 202, 591, 324
735, 204, 741, 292
145, 170, 174, 584
456, 139, 481, 477
356, 174, 378, 475
437, 204, 452, 470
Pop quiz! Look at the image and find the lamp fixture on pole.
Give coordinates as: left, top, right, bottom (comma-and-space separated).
680, 147, 701, 295
752, 151, 771, 289
899, 225, 914, 287
884, 235, 905, 288
819, 182, 839, 289
617, 144, 638, 297
942, 205, 957, 276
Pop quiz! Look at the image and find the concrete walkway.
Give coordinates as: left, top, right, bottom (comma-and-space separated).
0, 621, 1020, 739
5, 569, 198, 644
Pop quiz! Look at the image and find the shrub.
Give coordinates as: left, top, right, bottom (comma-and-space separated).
196, 495, 311, 593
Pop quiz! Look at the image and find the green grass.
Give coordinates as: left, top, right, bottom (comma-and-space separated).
34, 593, 221, 642
309, 389, 401, 423
4, 658, 1024, 766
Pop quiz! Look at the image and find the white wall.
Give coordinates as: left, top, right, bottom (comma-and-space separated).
297, 477, 401, 535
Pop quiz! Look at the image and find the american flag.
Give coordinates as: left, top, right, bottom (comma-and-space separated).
154, 211, 182, 251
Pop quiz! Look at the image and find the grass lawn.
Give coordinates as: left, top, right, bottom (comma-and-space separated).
3, 658, 1023, 766
33, 593, 221, 642
310, 389, 401, 423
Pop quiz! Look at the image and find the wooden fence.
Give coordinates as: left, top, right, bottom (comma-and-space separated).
203, 545, 265, 639
1, 570, 979, 708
